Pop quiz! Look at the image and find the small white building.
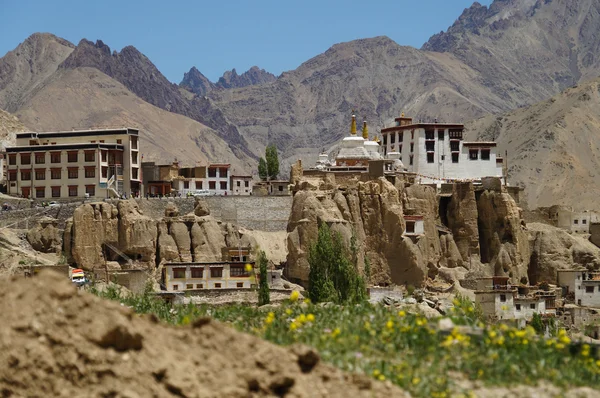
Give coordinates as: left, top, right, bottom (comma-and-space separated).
230, 175, 253, 195
380, 115, 503, 184
551, 208, 600, 234
163, 262, 254, 291
403, 215, 424, 236
557, 270, 600, 307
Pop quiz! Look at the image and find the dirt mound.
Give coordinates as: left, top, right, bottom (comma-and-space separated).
0, 271, 406, 398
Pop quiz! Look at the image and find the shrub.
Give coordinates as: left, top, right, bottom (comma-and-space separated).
257, 251, 270, 306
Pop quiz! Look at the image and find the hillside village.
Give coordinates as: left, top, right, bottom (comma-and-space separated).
4, 0, 600, 396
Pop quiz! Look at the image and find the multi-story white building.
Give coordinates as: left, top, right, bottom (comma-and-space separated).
380, 115, 503, 183
558, 270, 600, 307
5, 128, 141, 199
144, 162, 237, 196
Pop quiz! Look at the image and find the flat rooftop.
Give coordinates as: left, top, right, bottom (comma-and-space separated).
16, 127, 139, 139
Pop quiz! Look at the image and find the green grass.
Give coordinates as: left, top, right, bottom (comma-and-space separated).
89, 284, 600, 397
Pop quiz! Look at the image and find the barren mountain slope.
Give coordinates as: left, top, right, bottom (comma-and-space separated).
0, 33, 74, 112
15, 67, 249, 170
0, 108, 26, 141
424, 0, 600, 94
209, 37, 508, 168
466, 77, 600, 211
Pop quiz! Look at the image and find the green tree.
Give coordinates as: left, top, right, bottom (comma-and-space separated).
258, 250, 270, 306
308, 223, 366, 304
258, 158, 268, 180
265, 144, 279, 180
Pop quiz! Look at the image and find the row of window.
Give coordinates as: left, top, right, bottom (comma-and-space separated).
207, 168, 229, 178
183, 181, 228, 190
9, 151, 97, 165
172, 282, 245, 291
23, 185, 96, 199
171, 266, 250, 279
9, 168, 96, 181
383, 129, 464, 145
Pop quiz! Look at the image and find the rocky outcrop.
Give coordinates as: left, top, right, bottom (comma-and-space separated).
26, 217, 62, 253
179, 66, 216, 96
287, 175, 532, 288
528, 222, 600, 284
65, 199, 271, 271
216, 66, 276, 89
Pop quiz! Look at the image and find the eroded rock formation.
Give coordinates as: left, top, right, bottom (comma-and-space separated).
287, 171, 532, 288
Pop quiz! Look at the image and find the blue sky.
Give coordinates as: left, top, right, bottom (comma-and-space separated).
0, 0, 492, 83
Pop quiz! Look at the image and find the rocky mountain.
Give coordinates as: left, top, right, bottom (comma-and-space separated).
216, 66, 276, 89
180, 66, 215, 96
0, 109, 25, 138
0, 35, 250, 170
466, 77, 600, 211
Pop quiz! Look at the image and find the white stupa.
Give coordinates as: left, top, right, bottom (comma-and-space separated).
335, 113, 380, 166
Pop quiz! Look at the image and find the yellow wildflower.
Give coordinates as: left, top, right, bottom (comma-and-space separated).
297, 314, 307, 324
290, 290, 300, 302
306, 313, 315, 322
265, 312, 275, 325
304, 298, 311, 304
290, 322, 298, 331
245, 263, 253, 273
412, 377, 421, 385
372, 369, 381, 377
398, 310, 406, 317
477, 369, 484, 378
582, 344, 591, 357
331, 327, 341, 338
378, 374, 386, 381
285, 308, 293, 315
386, 320, 394, 330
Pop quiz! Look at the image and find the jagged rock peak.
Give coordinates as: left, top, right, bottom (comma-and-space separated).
20, 32, 75, 49
180, 66, 216, 96
216, 66, 276, 89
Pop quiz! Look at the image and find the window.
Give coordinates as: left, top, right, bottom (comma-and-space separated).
398, 132, 403, 142
530, 303, 536, 309
245, 181, 249, 187
583, 219, 588, 225
68, 168, 78, 179
438, 131, 444, 140
209, 181, 216, 190
186, 284, 194, 290
132, 152, 138, 164
196, 284, 203, 289
390, 134, 395, 144
22, 187, 30, 198
237, 181, 241, 187
172, 268, 186, 279
8, 171, 16, 181
84, 151, 95, 162
8, 154, 16, 165
214, 283, 222, 288
425, 130, 434, 140
35, 169, 45, 180
68, 186, 78, 197
51, 169, 61, 179
35, 153, 45, 164
191, 268, 204, 278
172, 285, 178, 291
208, 168, 217, 177
237, 282, 244, 288
29, 140, 37, 145
21, 154, 31, 165
132, 168, 139, 180
481, 149, 490, 160
469, 149, 479, 160
67, 152, 78, 163
230, 266, 249, 277
279, 185, 284, 192
452, 153, 459, 163
450, 141, 460, 152
515, 304, 521, 311
99, 140, 104, 143
51, 187, 61, 198
410, 130, 414, 140
101, 151, 107, 162
197, 181, 203, 189
211, 268, 223, 278
220, 181, 227, 190
427, 153, 434, 163
425, 141, 435, 152
586, 286, 595, 293
449, 129, 463, 139
409, 155, 414, 166
574, 219, 579, 225
131, 137, 138, 149
219, 168, 228, 177
35, 187, 45, 198
85, 185, 95, 196
500, 294, 506, 302
383, 135, 387, 146
116, 139, 122, 144
50, 152, 61, 163
85, 168, 95, 178
183, 181, 189, 189
410, 143, 414, 152
405, 221, 415, 233
102, 167, 108, 178
21, 170, 31, 181
91, 141, 96, 144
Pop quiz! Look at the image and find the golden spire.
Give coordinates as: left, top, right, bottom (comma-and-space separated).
362, 118, 369, 140
350, 110, 357, 135
401, 112, 405, 118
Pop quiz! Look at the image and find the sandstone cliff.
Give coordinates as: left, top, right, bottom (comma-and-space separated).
286, 172, 531, 288
63, 199, 272, 271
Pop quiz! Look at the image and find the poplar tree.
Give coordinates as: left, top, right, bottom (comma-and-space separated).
258, 250, 270, 305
